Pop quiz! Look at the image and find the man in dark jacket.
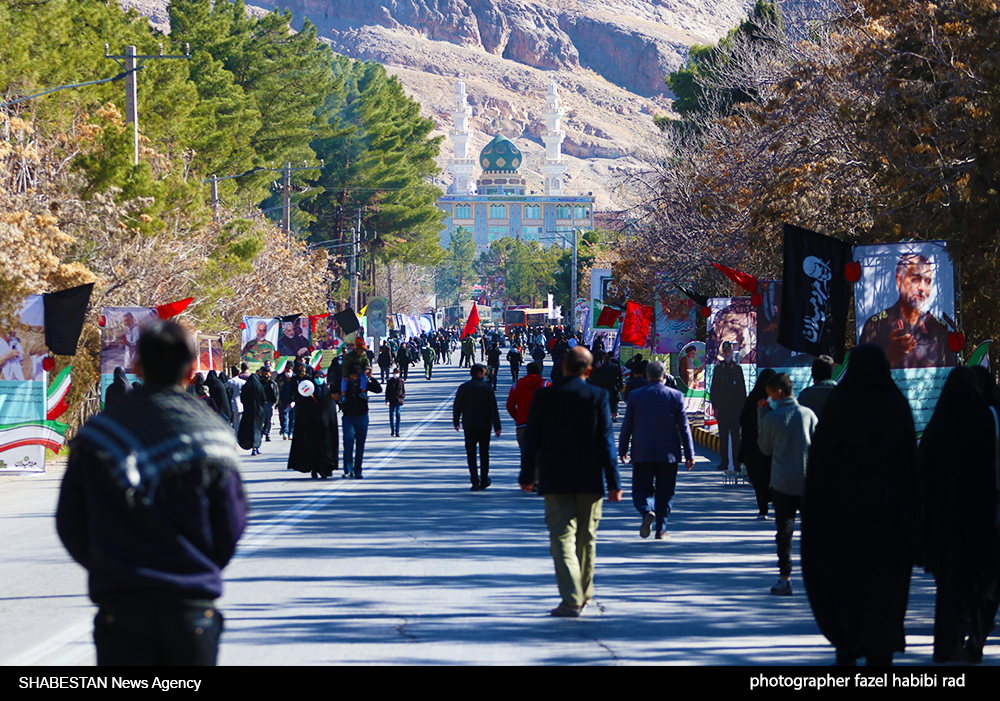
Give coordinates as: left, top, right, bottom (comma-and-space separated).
56, 320, 247, 666
259, 368, 278, 442
340, 367, 382, 479
453, 364, 502, 491
518, 346, 622, 617
709, 341, 747, 471
619, 361, 695, 540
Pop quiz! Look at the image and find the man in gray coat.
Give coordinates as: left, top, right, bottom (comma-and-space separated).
619, 361, 695, 540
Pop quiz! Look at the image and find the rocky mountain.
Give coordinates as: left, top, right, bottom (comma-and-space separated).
121, 0, 762, 209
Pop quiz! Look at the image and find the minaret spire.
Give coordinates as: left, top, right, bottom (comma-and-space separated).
448, 72, 475, 195
540, 75, 567, 196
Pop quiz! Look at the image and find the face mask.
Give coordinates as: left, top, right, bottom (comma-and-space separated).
284, 372, 292, 378
315, 377, 326, 386
767, 397, 779, 410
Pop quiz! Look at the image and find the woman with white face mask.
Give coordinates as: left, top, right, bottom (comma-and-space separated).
385, 369, 406, 437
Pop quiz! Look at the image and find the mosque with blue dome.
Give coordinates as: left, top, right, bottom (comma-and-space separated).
437, 74, 595, 252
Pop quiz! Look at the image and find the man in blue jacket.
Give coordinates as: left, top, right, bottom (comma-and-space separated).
619, 361, 695, 540
56, 321, 248, 665
519, 346, 622, 617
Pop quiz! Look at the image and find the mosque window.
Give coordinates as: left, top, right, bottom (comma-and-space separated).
455, 204, 472, 219
574, 205, 589, 219
489, 204, 506, 219
556, 205, 572, 219
524, 204, 541, 219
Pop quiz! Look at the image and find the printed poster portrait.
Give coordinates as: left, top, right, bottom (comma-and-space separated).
854, 242, 958, 369
276, 318, 311, 359
196, 335, 225, 374
100, 307, 158, 375
654, 290, 697, 354
366, 298, 388, 338
678, 341, 706, 392
756, 280, 810, 369
706, 297, 757, 364
1, 295, 48, 382
241, 317, 279, 364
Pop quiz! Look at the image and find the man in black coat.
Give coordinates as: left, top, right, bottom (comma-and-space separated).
453, 364, 502, 491
709, 341, 747, 471
519, 346, 622, 617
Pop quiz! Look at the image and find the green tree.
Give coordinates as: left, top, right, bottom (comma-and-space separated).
658, 0, 783, 129
475, 238, 559, 307
305, 58, 445, 287
436, 225, 477, 308
168, 0, 333, 202
552, 229, 605, 311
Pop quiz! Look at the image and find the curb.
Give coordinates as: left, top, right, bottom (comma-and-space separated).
693, 426, 719, 454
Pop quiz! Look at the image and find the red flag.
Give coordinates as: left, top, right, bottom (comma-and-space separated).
621, 301, 655, 346
712, 263, 758, 295
596, 304, 623, 328
461, 304, 480, 339
156, 297, 193, 319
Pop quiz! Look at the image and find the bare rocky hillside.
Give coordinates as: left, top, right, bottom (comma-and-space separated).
121, 0, 764, 209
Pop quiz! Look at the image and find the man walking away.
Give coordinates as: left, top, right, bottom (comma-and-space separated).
519, 346, 622, 617
506, 361, 550, 457
385, 369, 405, 437
619, 361, 695, 540
507, 345, 523, 383
796, 355, 837, 421
56, 320, 248, 665
453, 364, 501, 491
757, 372, 818, 595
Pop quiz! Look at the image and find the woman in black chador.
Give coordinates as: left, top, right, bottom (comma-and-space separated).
206, 370, 232, 423
739, 368, 776, 519
802, 344, 917, 665
287, 374, 338, 479
238, 373, 265, 455
917, 365, 1000, 663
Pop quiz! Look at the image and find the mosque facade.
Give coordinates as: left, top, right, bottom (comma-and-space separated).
437, 74, 595, 252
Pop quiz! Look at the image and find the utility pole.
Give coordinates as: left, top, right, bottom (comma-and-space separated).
570, 228, 580, 334
283, 162, 291, 245
349, 208, 362, 311
104, 44, 190, 165
210, 175, 219, 221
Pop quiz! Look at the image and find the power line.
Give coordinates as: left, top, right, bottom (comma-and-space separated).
1, 66, 144, 108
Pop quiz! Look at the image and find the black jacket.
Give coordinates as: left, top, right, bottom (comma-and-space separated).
453, 377, 501, 431
518, 376, 620, 496
56, 386, 247, 603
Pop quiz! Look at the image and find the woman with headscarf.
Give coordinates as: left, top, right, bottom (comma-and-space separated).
917, 365, 1000, 663
238, 373, 266, 455
104, 367, 129, 411
801, 344, 917, 666
739, 368, 777, 520
287, 372, 339, 479
206, 370, 232, 423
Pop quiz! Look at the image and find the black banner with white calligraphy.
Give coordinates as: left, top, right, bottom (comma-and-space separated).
778, 224, 853, 363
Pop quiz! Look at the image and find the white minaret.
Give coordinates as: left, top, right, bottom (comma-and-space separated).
448, 73, 476, 195
540, 75, 567, 196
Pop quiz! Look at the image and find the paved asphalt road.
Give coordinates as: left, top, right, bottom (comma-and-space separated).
0, 354, 986, 666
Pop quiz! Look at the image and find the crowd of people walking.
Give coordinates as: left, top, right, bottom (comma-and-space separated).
84, 318, 1000, 665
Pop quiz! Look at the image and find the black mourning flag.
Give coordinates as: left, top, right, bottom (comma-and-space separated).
334, 308, 361, 336
43, 283, 94, 356
778, 225, 853, 363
